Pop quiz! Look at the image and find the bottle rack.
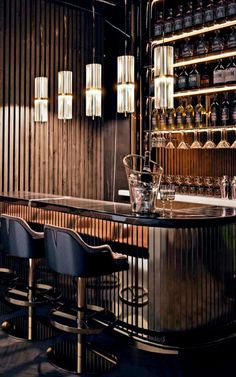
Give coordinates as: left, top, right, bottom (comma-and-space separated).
174, 84, 236, 98
146, 125, 236, 135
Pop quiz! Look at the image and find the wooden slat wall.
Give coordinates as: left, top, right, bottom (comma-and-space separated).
0, 0, 104, 199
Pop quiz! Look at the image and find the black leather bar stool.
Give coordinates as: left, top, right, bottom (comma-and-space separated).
44, 224, 129, 375
0, 214, 58, 340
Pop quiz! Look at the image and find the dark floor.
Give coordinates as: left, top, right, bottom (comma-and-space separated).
0, 300, 235, 377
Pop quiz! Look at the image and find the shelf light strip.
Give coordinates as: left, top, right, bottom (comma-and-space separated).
174, 50, 236, 68
152, 19, 236, 46
174, 85, 236, 98
148, 127, 236, 134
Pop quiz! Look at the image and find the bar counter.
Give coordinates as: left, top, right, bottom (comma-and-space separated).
0, 191, 236, 354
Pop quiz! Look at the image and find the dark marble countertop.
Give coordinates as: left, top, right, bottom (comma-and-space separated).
0, 191, 236, 228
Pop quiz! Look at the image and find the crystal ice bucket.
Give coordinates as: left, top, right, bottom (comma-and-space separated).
123, 154, 163, 214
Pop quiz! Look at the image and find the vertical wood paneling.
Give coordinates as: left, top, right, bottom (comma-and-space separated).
0, 0, 104, 199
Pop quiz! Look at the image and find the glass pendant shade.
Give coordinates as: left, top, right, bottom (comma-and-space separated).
34, 77, 48, 122
117, 55, 135, 113
154, 46, 174, 109
58, 71, 73, 120
86, 63, 102, 118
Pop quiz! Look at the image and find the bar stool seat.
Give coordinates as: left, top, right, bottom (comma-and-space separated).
0, 214, 59, 340
44, 224, 129, 375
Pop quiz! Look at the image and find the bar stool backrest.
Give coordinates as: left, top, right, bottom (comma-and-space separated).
0, 215, 44, 259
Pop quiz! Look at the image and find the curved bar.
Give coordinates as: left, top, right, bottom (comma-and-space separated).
0, 191, 236, 354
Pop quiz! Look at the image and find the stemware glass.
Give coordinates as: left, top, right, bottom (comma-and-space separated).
159, 185, 169, 217
216, 129, 230, 148
177, 132, 190, 149
165, 133, 175, 149
204, 176, 213, 196
167, 184, 176, 217
202, 130, 216, 149
190, 131, 202, 149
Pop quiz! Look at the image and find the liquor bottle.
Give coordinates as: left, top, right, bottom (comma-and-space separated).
188, 64, 201, 89
230, 92, 236, 125
227, 0, 236, 19
158, 109, 168, 130
177, 66, 188, 91
176, 99, 186, 129
210, 94, 220, 127
213, 60, 225, 85
154, 11, 164, 38
211, 30, 225, 52
185, 98, 195, 129
201, 63, 211, 87
183, 1, 193, 31
194, 96, 206, 128
141, 151, 152, 184
227, 27, 236, 49
174, 4, 183, 34
215, 0, 226, 22
196, 34, 209, 55
204, 0, 215, 26
193, 0, 204, 28
164, 8, 173, 36
221, 93, 230, 126
181, 38, 194, 58
167, 107, 176, 130
225, 58, 236, 84
151, 109, 158, 129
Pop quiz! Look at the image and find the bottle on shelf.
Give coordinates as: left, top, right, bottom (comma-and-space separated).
158, 108, 168, 131
230, 91, 236, 125
201, 63, 211, 87
227, 0, 236, 19
227, 27, 236, 49
215, 0, 226, 22
213, 59, 225, 85
151, 109, 158, 130
195, 96, 206, 128
211, 30, 225, 52
181, 38, 194, 58
174, 4, 183, 34
185, 98, 195, 129
204, 0, 215, 26
177, 66, 189, 91
183, 1, 193, 31
188, 64, 201, 89
210, 94, 221, 127
221, 93, 230, 126
154, 11, 164, 38
167, 107, 176, 130
225, 58, 236, 84
196, 34, 209, 55
141, 151, 152, 184
193, 0, 204, 28
176, 99, 186, 130
164, 8, 173, 36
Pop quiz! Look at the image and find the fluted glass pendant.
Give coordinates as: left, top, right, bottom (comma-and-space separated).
58, 71, 72, 120
154, 46, 174, 109
86, 63, 102, 118
34, 77, 48, 122
117, 55, 135, 114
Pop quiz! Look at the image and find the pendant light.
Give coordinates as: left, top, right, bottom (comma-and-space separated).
117, 0, 135, 114
34, 77, 48, 122
154, 45, 174, 109
58, 70, 73, 120
86, 1, 102, 119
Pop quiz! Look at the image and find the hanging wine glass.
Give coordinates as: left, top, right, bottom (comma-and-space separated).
177, 132, 190, 149
216, 129, 230, 148
202, 130, 216, 149
165, 132, 175, 149
231, 129, 236, 148
190, 131, 202, 149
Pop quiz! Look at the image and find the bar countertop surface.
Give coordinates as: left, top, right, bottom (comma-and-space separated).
0, 191, 236, 228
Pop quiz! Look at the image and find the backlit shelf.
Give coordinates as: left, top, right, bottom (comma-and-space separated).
146, 126, 236, 134
174, 50, 236, 68
174, 84, 236, 98
152, 19, 236, 46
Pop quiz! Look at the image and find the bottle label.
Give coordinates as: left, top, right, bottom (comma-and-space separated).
221, 108, 229, 121
196, 42, 206, 55
232, 109, 236, 123
225, 67, 236, 82
174, 19, 182, 31
193, 12, 203, 26
178, 76, 187, 89
211, 111, 217, 122
164, 21, 172, 34
154, 24, 163, 36
228, 34, 236, 48
177, 114, 184, 125
168, 115, 174, 126
186, 113, 194, 126
213, 69, 225, 84
215, 6, 226, 19
183, 15, 192, 28
204, 9, 214, 22
188, 74, 200, 88
228, 3, 236, 16
195, 112, 201, 124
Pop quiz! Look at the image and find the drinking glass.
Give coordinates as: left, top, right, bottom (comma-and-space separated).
167, 185, 176, 217
204, 176, 213, 196
216, 129, 230, 149
159, 185, 169, 217
202, 130, 216, 149
177, 132, 190, 149
190, 131, 202, 149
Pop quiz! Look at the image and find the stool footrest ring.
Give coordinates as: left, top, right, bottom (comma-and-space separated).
5, 283, 59, 307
